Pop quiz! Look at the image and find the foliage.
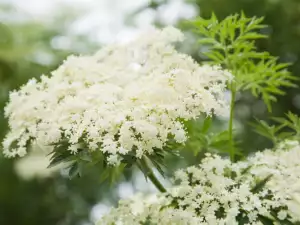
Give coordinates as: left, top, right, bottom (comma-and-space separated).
182, 117, 242, 156
189, 13, 297, 111
250, 112, 300, 145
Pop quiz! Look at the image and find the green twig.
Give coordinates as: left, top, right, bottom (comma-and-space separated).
141, 156, 167, 193
228, 82, 236, 162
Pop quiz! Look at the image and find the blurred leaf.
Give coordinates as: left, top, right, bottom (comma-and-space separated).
68, 162, 81, 179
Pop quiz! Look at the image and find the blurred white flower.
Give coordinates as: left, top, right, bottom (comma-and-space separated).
14, 147, 61, 180
157, 0, 198, 25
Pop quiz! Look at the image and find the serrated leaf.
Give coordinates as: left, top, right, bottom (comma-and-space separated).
189, 13, 296, 111
198, 38, 216, 45
48, 153, 73, 168
201, 116, 212, 134
238, 32, 267, 40
249, 119, 280, 144
204, 51, 224, 62
211, 130, 230, 142
149, 158, 165, 178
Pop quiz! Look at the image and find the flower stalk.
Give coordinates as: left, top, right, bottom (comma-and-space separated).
228, 82, 236, 162
141, 156, 166, 193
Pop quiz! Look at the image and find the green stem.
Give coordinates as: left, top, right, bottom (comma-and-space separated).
228, 82, 236, 162
141, 156, 167, 193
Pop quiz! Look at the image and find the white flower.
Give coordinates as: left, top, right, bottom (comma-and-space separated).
3, 26, 231, 165
98, 141, 300, 224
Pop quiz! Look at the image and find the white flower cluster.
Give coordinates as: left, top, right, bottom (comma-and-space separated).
3, 26, 231, 165
98, 141, 300, 225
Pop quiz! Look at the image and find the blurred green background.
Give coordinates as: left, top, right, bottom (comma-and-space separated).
0, 0, 299, 224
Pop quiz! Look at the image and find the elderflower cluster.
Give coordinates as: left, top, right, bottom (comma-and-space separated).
3, 26, 231, 165
246, 140, 300, 219
98, 141, 300, 225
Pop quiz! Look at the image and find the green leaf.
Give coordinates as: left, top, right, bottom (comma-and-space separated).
78, 151, 93, 162
271, 112, 300, 139
237, 32, 267, 40
204, 51, 224, 62
98, 164, 125, 184
249, 119, 281, 144
48, 151, 74, 168
201, 116, 212, 134
198, 38, 217, 45
189, 13, 296, 111
251, 174, 272, 193
68, 162, 81, 179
